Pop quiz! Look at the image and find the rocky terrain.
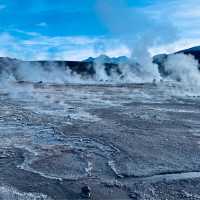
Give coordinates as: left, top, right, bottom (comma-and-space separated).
0, 81, 200, 199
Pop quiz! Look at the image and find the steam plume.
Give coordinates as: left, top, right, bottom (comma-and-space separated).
96, 0, 178, 81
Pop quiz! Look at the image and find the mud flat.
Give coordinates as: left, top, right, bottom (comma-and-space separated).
0, 82, 200, 199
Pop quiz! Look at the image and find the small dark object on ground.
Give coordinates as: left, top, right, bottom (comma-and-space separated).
81, 186, 91, 199
129, 192, 140, 199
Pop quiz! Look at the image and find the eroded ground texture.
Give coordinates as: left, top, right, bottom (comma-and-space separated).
0, 82, 200, 200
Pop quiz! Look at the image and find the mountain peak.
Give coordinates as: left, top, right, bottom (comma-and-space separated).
84, 55, 129, 64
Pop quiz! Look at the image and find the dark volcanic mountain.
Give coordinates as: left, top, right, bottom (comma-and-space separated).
1, 45, 200, 82
0, 57, 121, 81
0, 55, 142, 83
178, 46, 200, 61
153, 46, 200, 76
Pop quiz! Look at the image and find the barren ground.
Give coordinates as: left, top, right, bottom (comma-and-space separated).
0, 83, 200, 200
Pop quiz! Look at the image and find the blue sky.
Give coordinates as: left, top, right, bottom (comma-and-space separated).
0, 0, 200, 60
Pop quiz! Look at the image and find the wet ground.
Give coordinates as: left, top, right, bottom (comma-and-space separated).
0, 82, 200, 199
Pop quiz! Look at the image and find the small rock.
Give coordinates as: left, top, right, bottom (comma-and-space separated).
128, 192, 140, 199
67, 115, 71, 121
152, 79, 157, 86
81, 186, 91, 199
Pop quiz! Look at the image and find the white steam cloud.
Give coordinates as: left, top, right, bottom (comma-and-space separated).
164, 53, 200, 96
96, 0, 178, 82
165, 53, 200, 86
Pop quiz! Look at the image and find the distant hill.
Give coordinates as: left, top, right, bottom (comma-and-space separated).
0, 57, 121, 82
84, 55, 130, 64
153, 46, 200, 76
177, 46, 200, 61
1, 45, 200, 82
0, 55, 141, 82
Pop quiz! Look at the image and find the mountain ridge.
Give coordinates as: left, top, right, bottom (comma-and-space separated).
0, 45, 200, 81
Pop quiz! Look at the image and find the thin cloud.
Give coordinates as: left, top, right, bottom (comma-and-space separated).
150, 38, 200, 56
0, 0, 200, 60
0, 30, 199, 60
36, 22, 48, 27
144, 0, 200, 38
0, 32, 130, 60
